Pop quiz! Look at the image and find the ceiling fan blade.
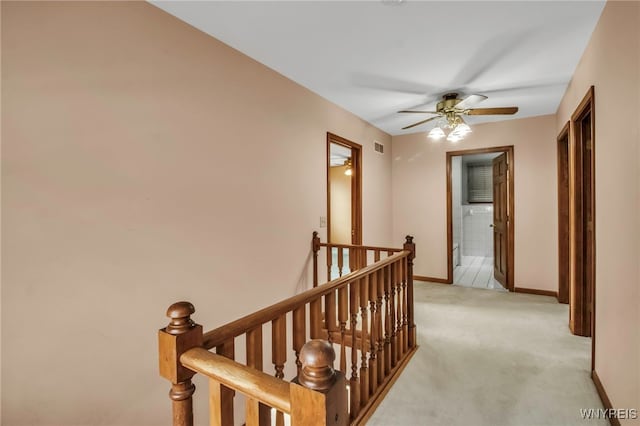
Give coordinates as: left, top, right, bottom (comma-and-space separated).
402, 116, 440, 130
479, 79, 568, 97
398, 110, 439, 114
351, 72, 442, 96
451, 27, 535, 88
467, 107, 519, 115
455, 94, 488, 110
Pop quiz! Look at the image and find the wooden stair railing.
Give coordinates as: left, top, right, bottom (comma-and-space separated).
158, 234, 417, 426
312, 231, 408, 285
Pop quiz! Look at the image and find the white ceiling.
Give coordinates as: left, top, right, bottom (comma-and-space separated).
151, 1, 605, 136
329, 142, 352, 167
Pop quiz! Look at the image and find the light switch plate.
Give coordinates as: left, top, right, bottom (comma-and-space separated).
320, 216, 327, 228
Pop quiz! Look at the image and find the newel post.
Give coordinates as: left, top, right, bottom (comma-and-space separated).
312, 231, 321, 288
158, 302, 203, 426
403, 235, 417, 348
291, 340, 348, 426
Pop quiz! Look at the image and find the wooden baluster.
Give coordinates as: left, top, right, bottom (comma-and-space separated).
404, 236, 417, 349
338, 285, 348, 373
214, 339, 236, 426
292, 340, 348, 426
293, 306, 306, 376
383, 266, 392, 376
361, 248, 367, 269
272, 315, 287, 426
325, 290, 337, 343
310, 298, 322, 339
374, 250, 381, 263
368, 270, 378, 396
337, 247, 344, 277
312, 231, 320, 288
396, 260, 404, 358
327, 246, 333, 282
246, 326, 263, 370
350, 248, 355, 272
159, 302, 203, 426
402, 256, 409, 354
246, 326, 270, 426
376, 268, 385, 384
359, 275, 369, 406
245, 398, 261, 426
272, 315, 287, 379
349, 279, 360, 419
389, 262, 398, 368
352, 248, 357, 271
243, 346, 261, 426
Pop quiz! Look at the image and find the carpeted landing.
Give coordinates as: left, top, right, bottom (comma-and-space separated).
368, 282, 605, 426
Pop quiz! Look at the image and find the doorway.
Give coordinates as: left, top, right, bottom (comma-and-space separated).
327, 133, 362, 276
569, 87, 595, 342
557, 122, 570, 304
447, 146, 515, 291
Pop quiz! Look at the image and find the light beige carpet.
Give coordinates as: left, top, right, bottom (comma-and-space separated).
368, 282, 606, 426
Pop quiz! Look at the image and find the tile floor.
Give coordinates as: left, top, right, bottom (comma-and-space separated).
453, 255, 507, 291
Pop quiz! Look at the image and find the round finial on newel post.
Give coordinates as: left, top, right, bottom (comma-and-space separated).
166, 301, 196, 335
298, 339, 336, 391
405, 235, 413, 244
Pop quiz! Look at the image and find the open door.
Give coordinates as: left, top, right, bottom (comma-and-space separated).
492, 153, 509, 289
327, 133, 362, 274
570, 87, 595, 339
446, 146, 514, 288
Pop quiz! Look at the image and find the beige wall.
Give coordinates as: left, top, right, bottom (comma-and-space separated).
1, 2, 392, 424
329, 165, 352, 245
555, 1, 639, 420
392, 115, 557, 291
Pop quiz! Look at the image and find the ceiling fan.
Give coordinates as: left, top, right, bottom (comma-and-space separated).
398, 92, 518, 130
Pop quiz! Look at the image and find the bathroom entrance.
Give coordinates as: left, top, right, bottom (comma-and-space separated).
446, 146, 514, 291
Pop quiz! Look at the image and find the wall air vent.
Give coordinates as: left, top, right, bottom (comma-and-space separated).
373, 141, 384, 154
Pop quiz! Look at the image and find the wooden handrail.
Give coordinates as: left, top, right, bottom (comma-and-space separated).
180, 347, 292, 413
318, 242, 403, 253
159, 234, 416, 426
203, 250, 410, 349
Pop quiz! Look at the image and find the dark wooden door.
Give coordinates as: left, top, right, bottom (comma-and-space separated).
557, 127, 570, 304
570, 87, 595, 339
492, 153, 509, 288
582, 114, 594, 336
574, 111, 594, 337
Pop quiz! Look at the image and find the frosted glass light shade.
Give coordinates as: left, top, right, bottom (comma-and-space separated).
428, 127, 445, 140
447, 133, 462, 143
456, 123, 471, 134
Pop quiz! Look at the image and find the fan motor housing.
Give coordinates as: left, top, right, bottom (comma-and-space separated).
437, 93, 462, 113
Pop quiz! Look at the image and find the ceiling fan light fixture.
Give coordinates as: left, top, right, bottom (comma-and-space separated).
428, 127, 445, 140
399, 93, 518, 142
446, 133, 462, 143
344, 158, 353, 176
456, 123, 471, 135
